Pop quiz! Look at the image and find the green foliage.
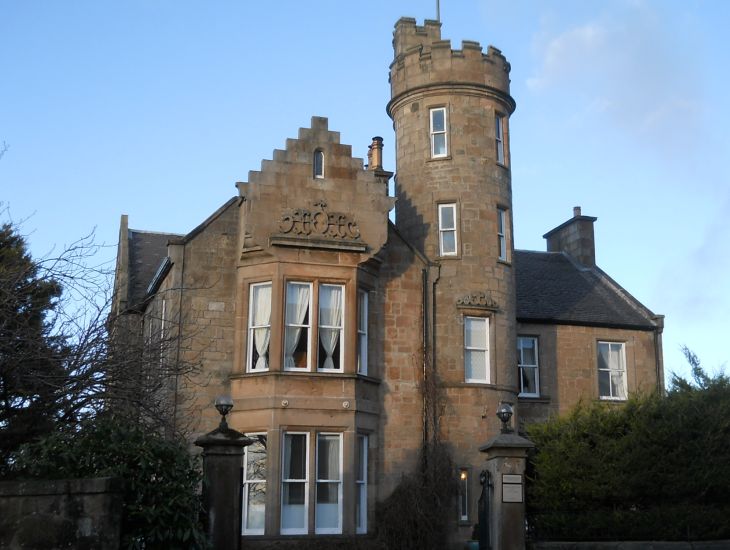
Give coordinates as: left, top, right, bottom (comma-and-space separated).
375, 442, 458, 550
12, 414, 207, 549
0, 223, 67, 470
526, 354, 730, 541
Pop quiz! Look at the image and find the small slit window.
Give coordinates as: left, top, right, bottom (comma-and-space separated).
314, 150, 324, 179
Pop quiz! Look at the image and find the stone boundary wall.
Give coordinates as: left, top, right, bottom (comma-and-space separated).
0, 477, 122, 550
532, 542, 730, 550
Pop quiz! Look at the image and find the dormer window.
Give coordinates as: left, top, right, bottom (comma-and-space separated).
313, 150, 324, 178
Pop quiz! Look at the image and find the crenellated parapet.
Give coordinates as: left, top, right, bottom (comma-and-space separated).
388, 17, 514, 116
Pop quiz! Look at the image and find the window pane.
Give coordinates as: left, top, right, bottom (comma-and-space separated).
246, 483, 266, 531
521, 366, 537, 394
282, 483, 306, 530
357, 436, 366, 481
441, 231, 456, 255
598, 369, 611, 397
317, 434, 340, 481
246, 437, 267, 481
433, 134, 446, 156
465, 318, 487, 348
284, 434, 306, 480
520, 339, 536, 365
598, 342, 609, 371
465, 350, 487, 381
440, 205, 455, 229
431, 109, 445, 132
316, 483, 340, 529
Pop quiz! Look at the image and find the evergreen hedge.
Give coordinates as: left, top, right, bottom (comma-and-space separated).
526, 362, 730, 541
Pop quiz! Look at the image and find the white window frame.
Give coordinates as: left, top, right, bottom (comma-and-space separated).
242, 433, 267, 536
430, 107, 448, 158
517, 336, 540, 397
356, 434, 368, 534
597, 341, 627, 400
248, 282, 272, 372
357, 291, 368, 376
284, 281, 313, 372
281, 432, 310, 535
495, 113, 506, 165
497, 207, 508, 261
314, 149, 324, 178
438, 203, 458, 257
464, 316, 490, 383
315, 432, 343, 534
458, 468, 469, 522
317, 284, 345, 373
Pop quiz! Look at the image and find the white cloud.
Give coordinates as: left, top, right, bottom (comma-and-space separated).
527, 23, 608, 91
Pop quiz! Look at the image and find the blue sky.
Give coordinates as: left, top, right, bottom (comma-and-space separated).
2, 1, 728, 382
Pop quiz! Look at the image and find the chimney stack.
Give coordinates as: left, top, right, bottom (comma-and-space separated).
368, 136, 384, 171
543, 206, 598, 266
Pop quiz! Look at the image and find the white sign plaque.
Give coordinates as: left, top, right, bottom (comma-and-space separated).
502, 474, 523, 503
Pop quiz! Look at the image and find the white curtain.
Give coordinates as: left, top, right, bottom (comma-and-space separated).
252, 285, 271, 370
610, 345, 627, 399
285, 284, 310, 369
318, 285, 342, 370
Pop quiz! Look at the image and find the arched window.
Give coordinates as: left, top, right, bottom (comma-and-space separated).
313, 150, 324, 179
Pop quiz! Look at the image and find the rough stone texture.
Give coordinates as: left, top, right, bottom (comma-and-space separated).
517, 323, 661, 425
0, 477, 122, 550
388, 18, 520, 543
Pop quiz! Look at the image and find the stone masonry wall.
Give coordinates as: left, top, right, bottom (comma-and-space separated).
0, 477, 122, 550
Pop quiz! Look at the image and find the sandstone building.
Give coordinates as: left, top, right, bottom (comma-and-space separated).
112, 17, 664, 543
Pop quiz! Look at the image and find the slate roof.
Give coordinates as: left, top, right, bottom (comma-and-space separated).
127, 229, 180, 308
514, 250, 657, 330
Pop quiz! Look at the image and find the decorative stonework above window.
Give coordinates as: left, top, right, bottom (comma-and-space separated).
456, 291, 499, 311
271, 200, 366, 252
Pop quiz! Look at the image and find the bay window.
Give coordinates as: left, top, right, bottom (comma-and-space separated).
315, 433, 342, 534
357, 290, 368, 375
284, 281, 344, 372
284, 282, 312, 370
248, 283, 272, 372
464, 316, 490, 383
242, 434, 267, 535
281, 432, 309, 534
356, 434, 368, 533
318, 284, 344, 371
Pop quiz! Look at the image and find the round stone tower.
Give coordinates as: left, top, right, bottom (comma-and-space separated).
387, 16, 518, 464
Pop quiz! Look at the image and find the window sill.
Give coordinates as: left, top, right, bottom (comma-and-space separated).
497, 258, 512, 266
231, 370, 381, 383
518, 396, 550, 403
428, 155, 452, 162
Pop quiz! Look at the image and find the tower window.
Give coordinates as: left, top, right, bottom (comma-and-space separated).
458, 468, 469, 522
495, 114, 507, 165
314, 150, 324, 178
430, 107, 448, 158
438, 203, 458, 256
497, 207, 508, 261
357, 290, 369, 375
464, 316, 490, 383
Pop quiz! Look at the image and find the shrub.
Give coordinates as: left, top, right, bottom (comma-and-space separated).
526, 363, 730, 541
12, 414, 207, 549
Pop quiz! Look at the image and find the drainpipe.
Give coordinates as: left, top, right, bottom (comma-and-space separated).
421, 268, 428, 451
652, 315, 665, 392
172, 241, 186, 433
